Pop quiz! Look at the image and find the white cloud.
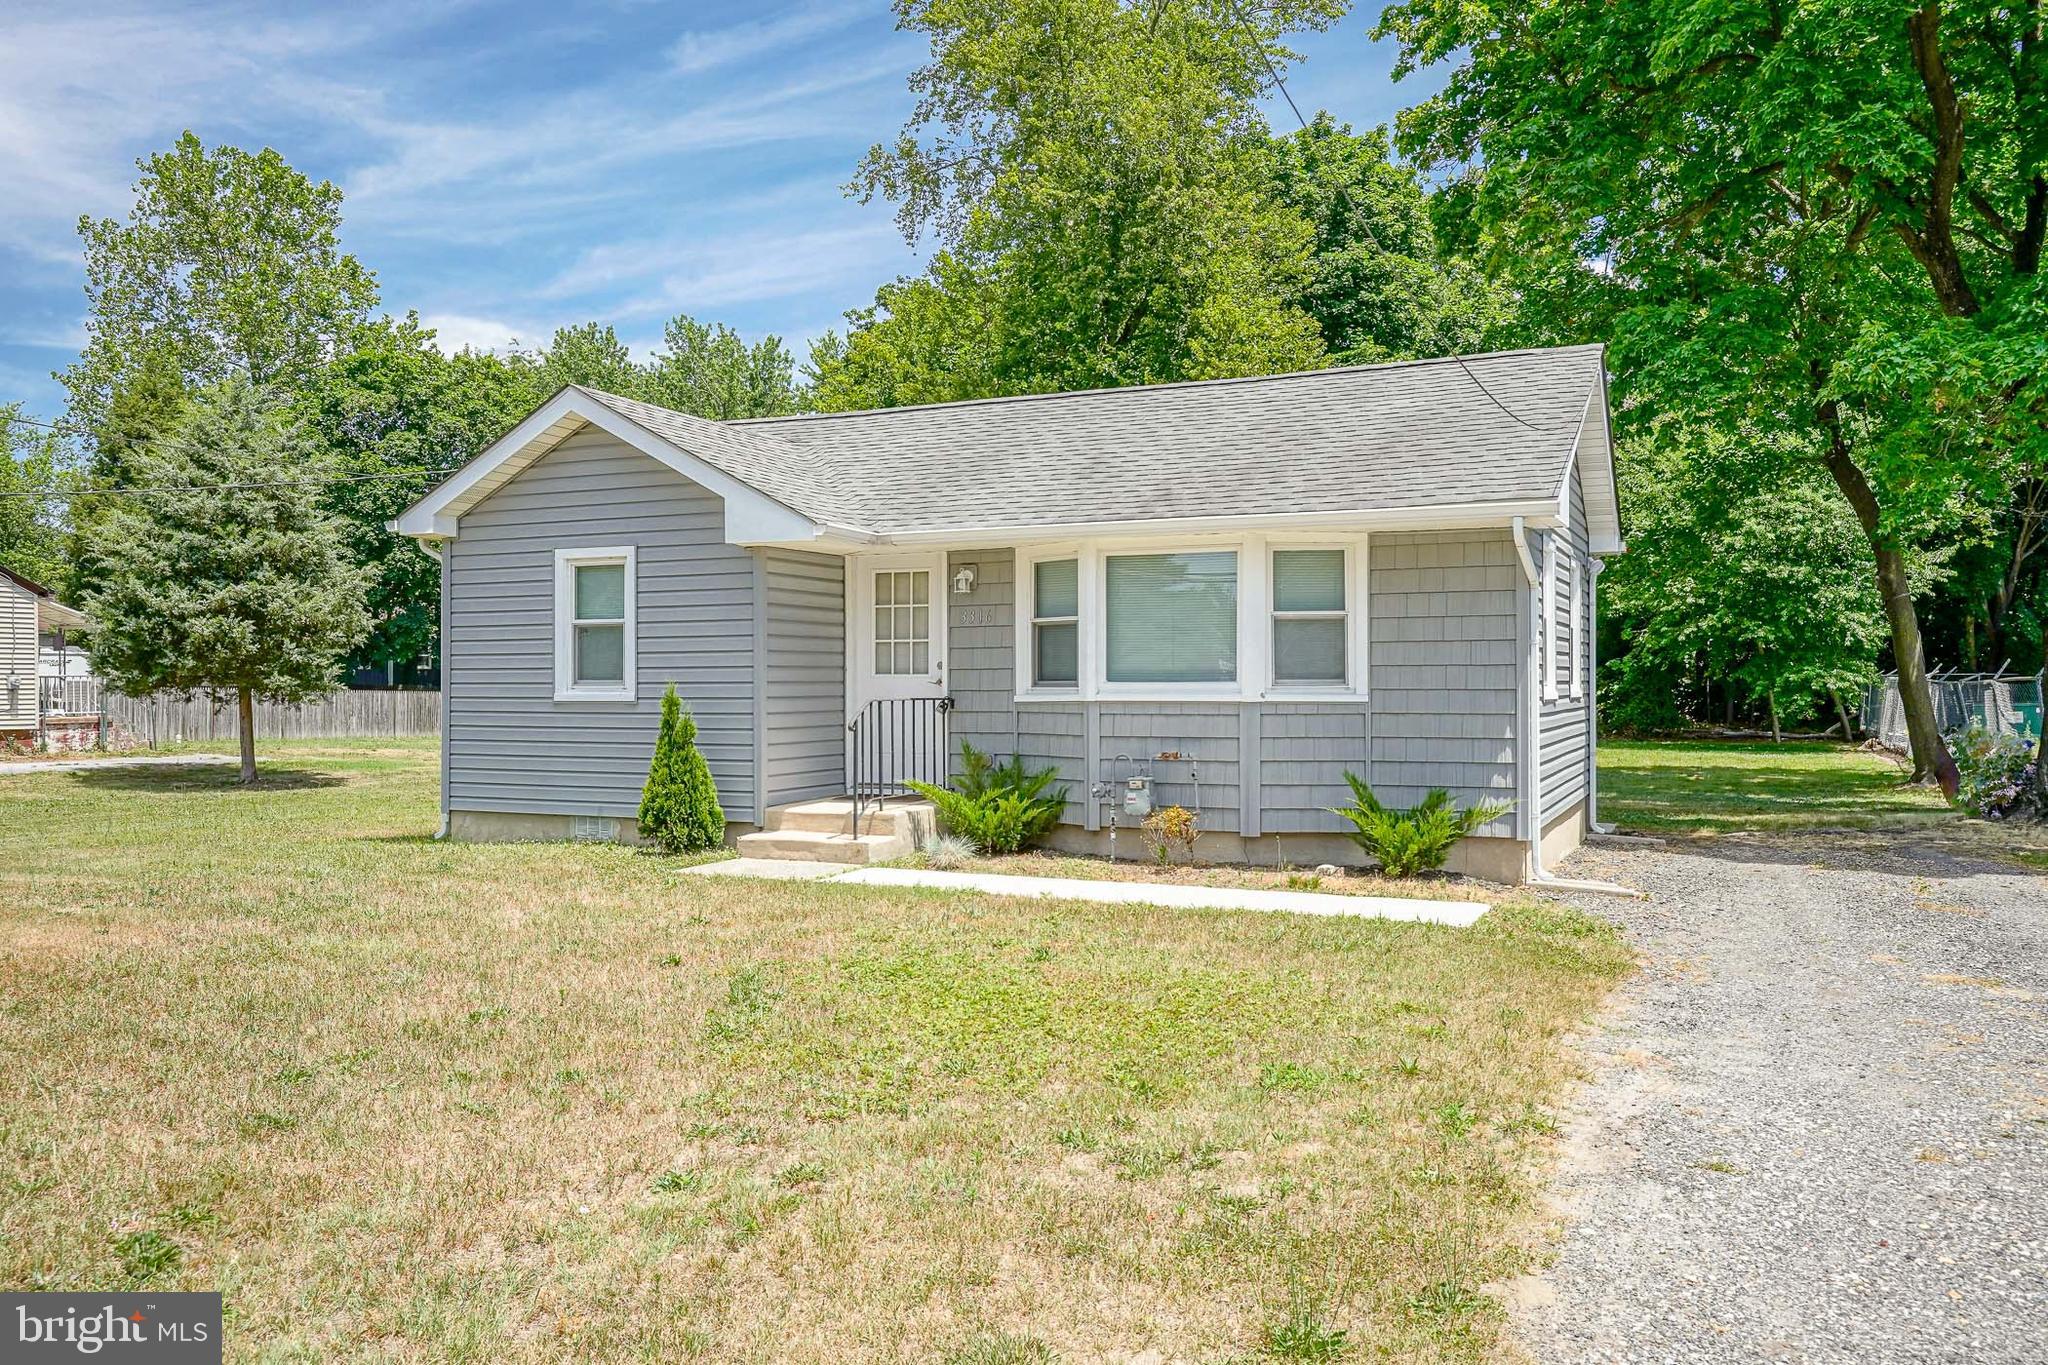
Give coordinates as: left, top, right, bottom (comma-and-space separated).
668, 2, 870, 75
418, 312, 532, 356
544, 221, 912, 317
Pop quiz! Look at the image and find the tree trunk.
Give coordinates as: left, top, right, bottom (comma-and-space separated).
1768, 689, 1782, 743
1831, 688, 1854, 742
2032, 711, 2048, 808
1819, 421, 1960, 797
237, 686, 257, 785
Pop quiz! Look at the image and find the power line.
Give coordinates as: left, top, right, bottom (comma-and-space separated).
1221, 7, 1546, 434
1, 413, 88, 436
0, 466, 461, 501
1454, 357, 1542, 431
1232, 1, 1309, 133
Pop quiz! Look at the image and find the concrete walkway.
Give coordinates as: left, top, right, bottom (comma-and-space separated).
830, 866, 1489, 925
0, 753, 237, 776
684, 858, 1488, 923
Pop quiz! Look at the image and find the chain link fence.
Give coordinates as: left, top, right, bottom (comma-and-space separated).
1862, 671, 2044, 752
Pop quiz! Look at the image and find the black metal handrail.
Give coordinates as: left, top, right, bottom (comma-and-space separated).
847, 696, 953, 835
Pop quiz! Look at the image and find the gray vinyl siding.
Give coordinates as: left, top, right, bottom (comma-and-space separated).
1018, 703, 1090, 823
1367, 530, 1520, 836
1538, 466, 1593, 825
444, 429, 757, 819
1099, 703, 1243, 834
1258, 703, 1372, 834
942, 542, 1520, 841
947, 549, 1019, 764
760, 548, 845, 808
0, 577, 34, 730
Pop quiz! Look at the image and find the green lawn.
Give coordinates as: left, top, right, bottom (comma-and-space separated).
0, 740, 1629, 1363
1598, 737, 1958, 835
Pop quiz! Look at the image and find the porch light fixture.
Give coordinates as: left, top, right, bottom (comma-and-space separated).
952, 564, 978, 595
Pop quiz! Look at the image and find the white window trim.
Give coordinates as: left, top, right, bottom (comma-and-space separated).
1025, 552, 1082, 692
1541, 533, 1560, 703
1266, 540, 1367, 694
554, 546, 637, 703
1012, 532, 1370, 703
1569, 548, 1586, 700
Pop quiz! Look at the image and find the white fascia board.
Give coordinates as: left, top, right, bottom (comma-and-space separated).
392, 389, 822, 546
866, 499, 1561, 549
1573, 360, 1625, 554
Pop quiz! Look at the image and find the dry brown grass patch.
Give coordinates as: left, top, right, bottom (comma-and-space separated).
0, 741, 1629, 1361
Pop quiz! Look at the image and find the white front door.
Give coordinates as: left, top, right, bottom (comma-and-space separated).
850, 553, 950, 790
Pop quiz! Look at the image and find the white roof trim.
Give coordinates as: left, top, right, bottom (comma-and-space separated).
812, 498, 1565, 550
391, 388, 821, 545
1579, 362, 1624, 554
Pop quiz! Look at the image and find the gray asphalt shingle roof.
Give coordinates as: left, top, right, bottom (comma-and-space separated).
580, 344, 1606, 535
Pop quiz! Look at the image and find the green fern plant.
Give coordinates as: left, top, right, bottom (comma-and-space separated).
908, 742, 1067, 854
1327, 773, 1512, 878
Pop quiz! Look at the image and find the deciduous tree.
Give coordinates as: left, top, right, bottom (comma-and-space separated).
1376, 0, 2048, 795
61, 132, 379, 436
817, 0, 1341, 407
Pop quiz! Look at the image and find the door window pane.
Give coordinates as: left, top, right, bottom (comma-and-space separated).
873, 569, 933, 676
1275, 618, 1345, 683
1273, 549, 1344, 612
1105, 551, 1237, 683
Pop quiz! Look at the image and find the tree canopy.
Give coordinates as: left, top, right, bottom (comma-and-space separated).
1375, 0, 2048, 789
0, 407, 74, 589
814, 0, 1344, 407
62, 132, 380, 436
82, 377, 372, 781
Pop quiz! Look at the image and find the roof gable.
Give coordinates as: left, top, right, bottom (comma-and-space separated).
392, 386, 827, 544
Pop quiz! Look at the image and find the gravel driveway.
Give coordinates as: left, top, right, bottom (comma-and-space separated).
1517, 833, 2047, 1364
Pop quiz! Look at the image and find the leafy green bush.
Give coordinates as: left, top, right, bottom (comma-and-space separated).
908, 742, 1067, 854
637, 684, 725, 852
1327, 773, 1513, 877
1949, 722, 2040, 820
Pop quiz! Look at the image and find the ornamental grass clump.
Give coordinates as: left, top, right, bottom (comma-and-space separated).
1329, 772, 1513, 878
638, 684, 725, 852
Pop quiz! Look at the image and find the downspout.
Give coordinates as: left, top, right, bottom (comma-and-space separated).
1514, 521, 1634, 896
1588, 557, 1610, 834
418, 537, 452, 841
1510, 519, 1542, 878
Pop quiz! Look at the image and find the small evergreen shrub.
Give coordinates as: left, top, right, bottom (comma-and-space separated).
638, 684, 725, 852
907, 742, 1066, 854
1950, 722, 2041, 820
1328, 773, 1513, 878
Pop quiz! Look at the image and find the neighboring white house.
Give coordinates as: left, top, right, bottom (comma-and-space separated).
395, 344, 1622, 882
2, 565, 95, 748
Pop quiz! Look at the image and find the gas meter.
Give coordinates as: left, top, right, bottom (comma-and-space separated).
1122, 775, 1153, 819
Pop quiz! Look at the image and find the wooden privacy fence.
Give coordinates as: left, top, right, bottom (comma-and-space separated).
105, 689, 442, 744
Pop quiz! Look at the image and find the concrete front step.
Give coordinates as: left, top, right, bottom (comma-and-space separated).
733, 828, 910, 865
766, 798, 937, 842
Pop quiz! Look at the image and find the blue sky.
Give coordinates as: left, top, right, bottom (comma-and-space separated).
0, 1, 1447, 424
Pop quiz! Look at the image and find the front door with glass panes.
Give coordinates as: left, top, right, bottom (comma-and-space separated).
850, 553, 949, 788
